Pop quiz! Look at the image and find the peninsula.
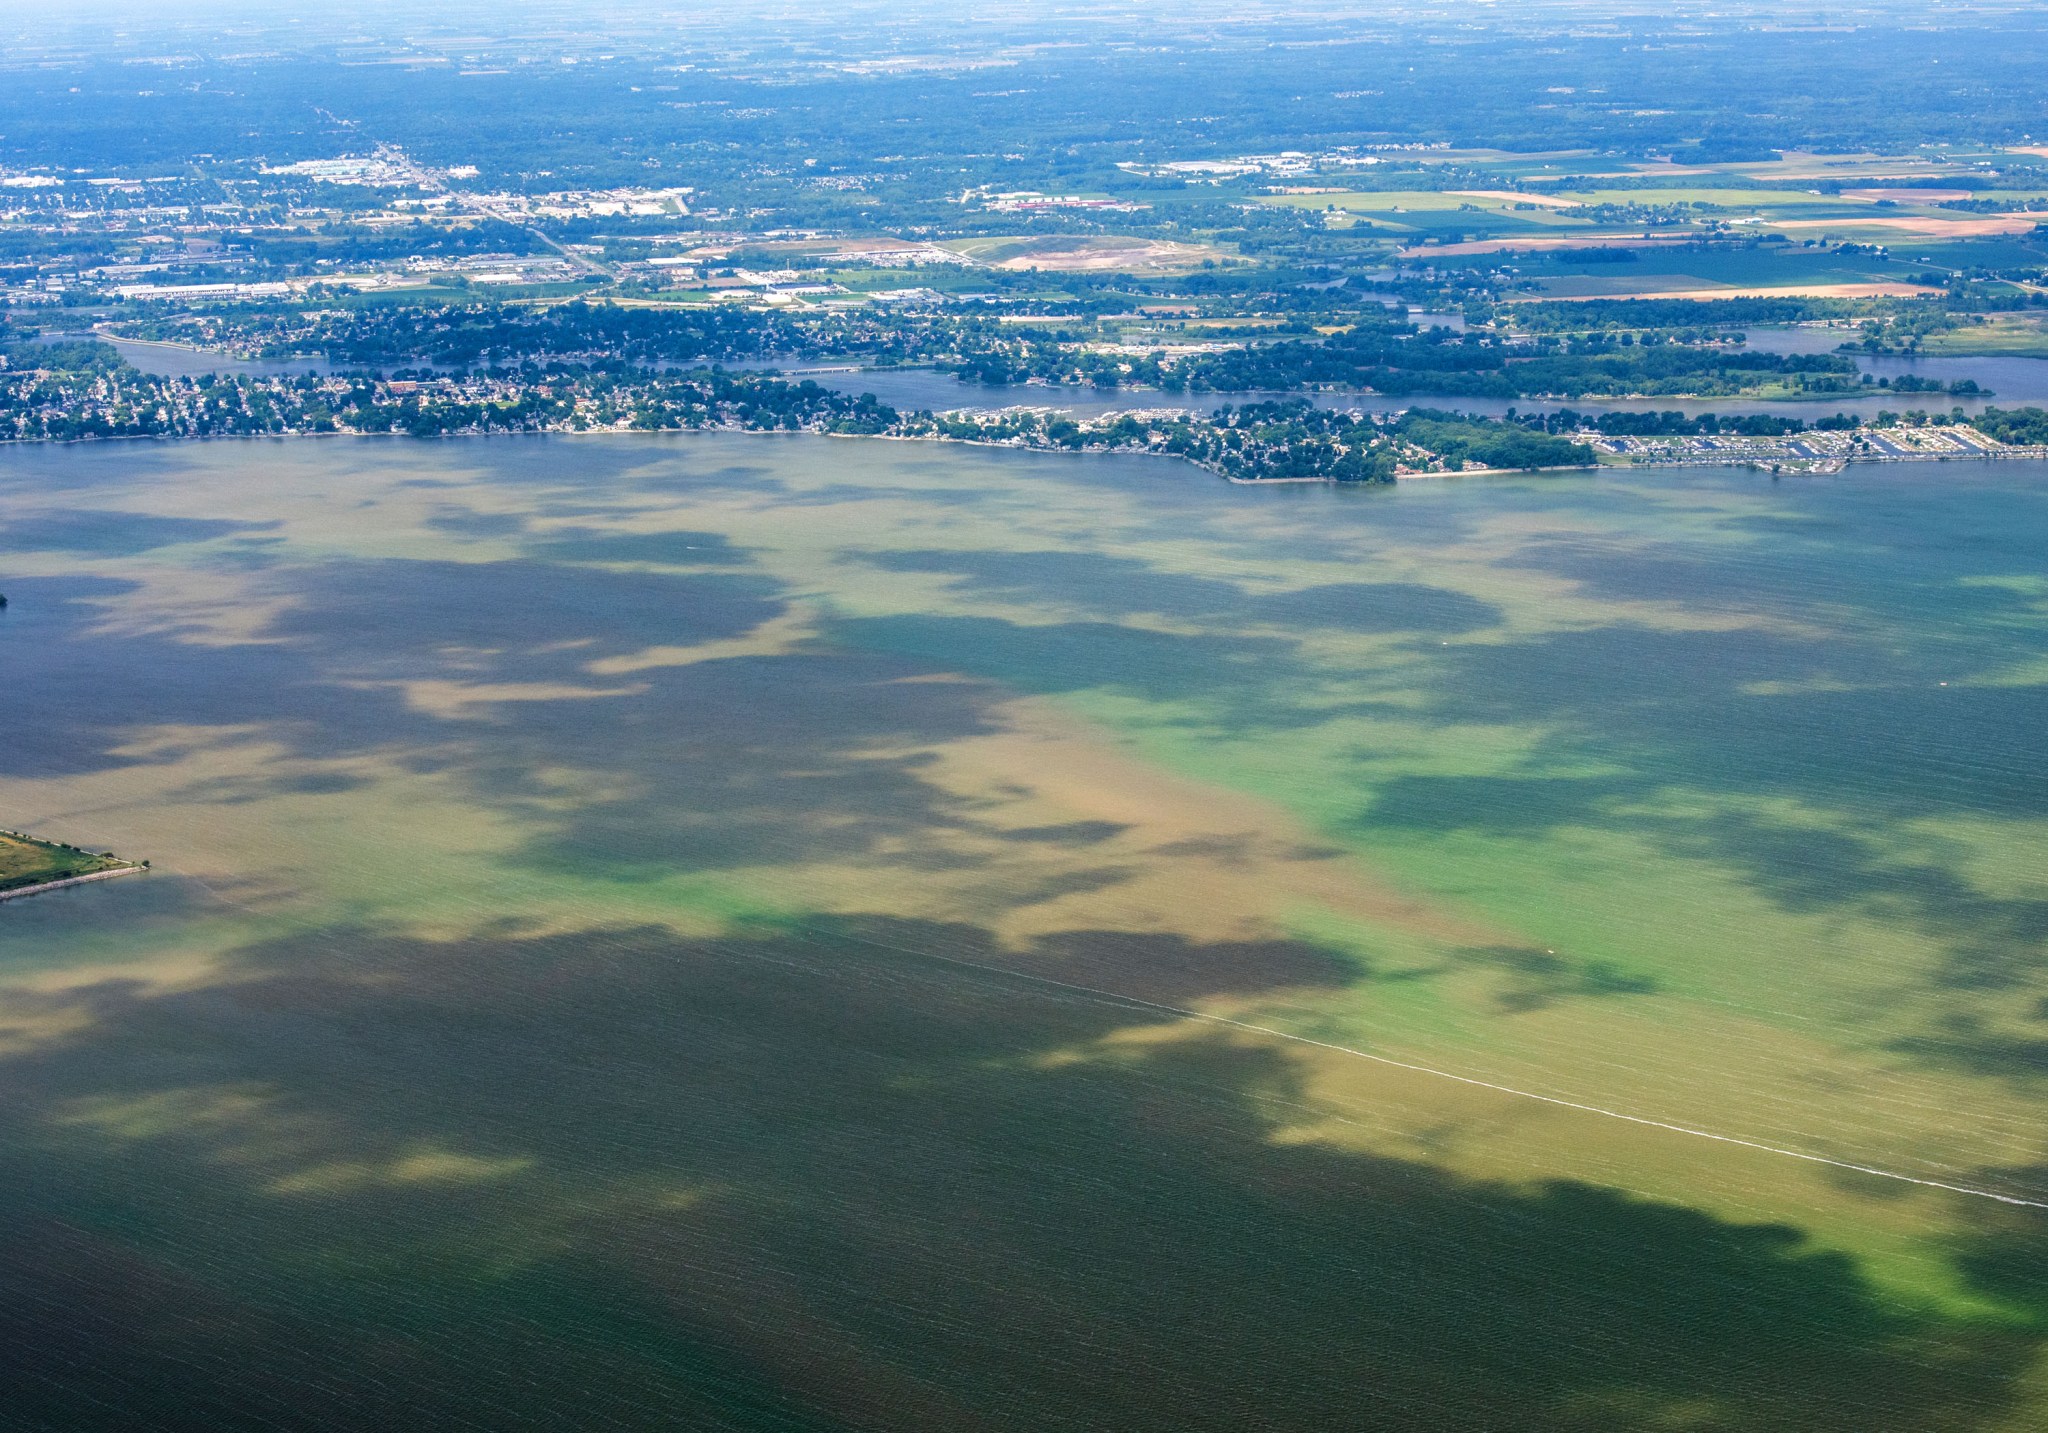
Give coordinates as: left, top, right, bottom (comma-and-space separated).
0, 830, 145, 903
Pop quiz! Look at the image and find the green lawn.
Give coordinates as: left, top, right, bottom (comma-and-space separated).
0, 832, 126, 894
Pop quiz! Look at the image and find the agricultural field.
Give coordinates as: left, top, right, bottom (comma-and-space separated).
1524, 277, 1939, 301
939, 235, 1231, 272
1269, 175, 2042, 247
1885, 236, 2048, 271
1550, 150, 2004, 184
1264, 189, 1594, 233
1529, 249, 1931, 298
1405, 236, 1941, 301
1549, 186, 1851, 211
1773, 214, 2048, 240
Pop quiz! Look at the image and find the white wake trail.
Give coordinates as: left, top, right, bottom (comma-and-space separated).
824, 921, 2048, 1212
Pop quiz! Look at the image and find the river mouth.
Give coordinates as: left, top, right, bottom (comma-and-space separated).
3, 431, 2045, 1429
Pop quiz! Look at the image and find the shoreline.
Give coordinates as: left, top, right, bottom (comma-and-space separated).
0, 421, 1419, 485
0, 864, 147, 904
1, 418, 2041, 483
1389, 463, 1599, 481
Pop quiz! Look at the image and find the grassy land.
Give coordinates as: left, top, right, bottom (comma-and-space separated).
1512, 250, 1919, 298
1553, 187, 1851, 210
1262, 190, 1591, 233
1918, 312, 2048, 356
1527, 247, 1898, 283
0, 831, 130, 894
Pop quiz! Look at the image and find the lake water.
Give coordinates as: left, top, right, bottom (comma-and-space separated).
1743, 325, 2048, 408
2, 434, 2045, 1429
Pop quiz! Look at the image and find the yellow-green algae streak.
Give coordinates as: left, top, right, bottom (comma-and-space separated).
1, 433, 2044, 1430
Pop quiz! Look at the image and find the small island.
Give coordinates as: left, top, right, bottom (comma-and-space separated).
0, 829, 146, 903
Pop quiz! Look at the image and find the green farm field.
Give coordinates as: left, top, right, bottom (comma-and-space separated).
1517, 249, 1919, 297
1553, 187, 1857, 211
1262, 190, 1593, 231
1889, 237, 2048, 270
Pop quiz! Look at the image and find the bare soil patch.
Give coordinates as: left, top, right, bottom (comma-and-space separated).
989, 238, 1223, 273
1448, 189, 1585, 209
